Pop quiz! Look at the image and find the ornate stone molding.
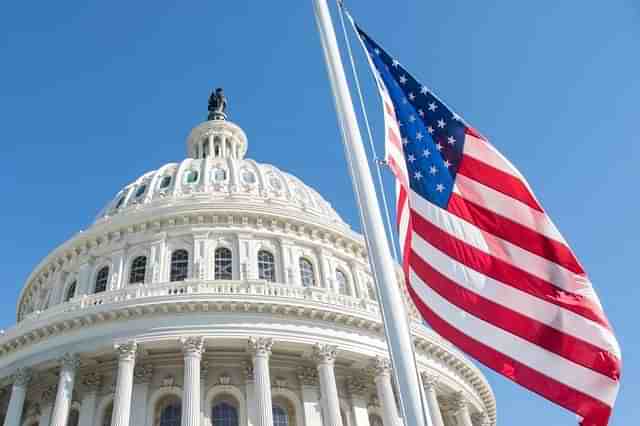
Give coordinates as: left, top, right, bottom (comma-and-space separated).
81, 372, 102, 392
40, 384, 57, 403
243, 362, 254, 383
420, 372, 439, 391
134, 364, 153, 384
12, 367, 31, 387
297, 366, 318, 387
312, 343, 337, 365
201, 360, 210, 382
248, 337, 273, 358
60, 353, 81, 371
180, 336, 206, 358
115, 341, 137, 361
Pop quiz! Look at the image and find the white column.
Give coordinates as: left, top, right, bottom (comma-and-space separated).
50, 353, 80, 426
244, 362, 257, 426
420, 374, 444, 426
297, 367, 322, 426
317, 249, 333, 289
111, 249, 126, 291
76, 258, 95, 296
193, 235, 210, 281
471, 412, 490, 426
346, 377, 371, 426
452, 392, 473, 426
372, 358, 400, 426
131, 364, 153, 426
181, 337, 205, 426
313, 344, 343, 426
78, 373, 101, 426
3, 368, 30, 426
248, 337, 274, 426
111, 342, 137, 426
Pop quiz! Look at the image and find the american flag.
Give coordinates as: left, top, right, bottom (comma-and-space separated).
351, 19, 621, 426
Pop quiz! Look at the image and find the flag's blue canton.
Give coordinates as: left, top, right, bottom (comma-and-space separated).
356, 27, 468, 209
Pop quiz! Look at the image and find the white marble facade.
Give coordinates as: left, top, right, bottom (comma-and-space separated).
0, 112, 495, 426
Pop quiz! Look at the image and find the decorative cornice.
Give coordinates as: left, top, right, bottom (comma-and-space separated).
312, 343, 337, 365
420, 372, 439, 391
115, 341, 137, 361
452, 391, 469, 413
180, 336, 206, 358
346, 375, 369, 397
247, 337, 273, 358
471, 412, 490, 426
372, 356, 392, 377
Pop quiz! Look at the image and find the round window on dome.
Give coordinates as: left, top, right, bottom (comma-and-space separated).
186, 170, 199, 184
241, 169, 256, 184
115, 195, 126, 209
267, 173, 282, 190
159, 176, 172, 189
135, 184, 147, 198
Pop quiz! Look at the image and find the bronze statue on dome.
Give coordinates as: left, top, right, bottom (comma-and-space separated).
208, 88, 227, 120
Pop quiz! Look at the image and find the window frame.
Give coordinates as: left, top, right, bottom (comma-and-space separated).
257, 250, 276, 282
94, 266, 110, 293
170, 249, 189, 282
298, 258, 315, 288
214, 247, 233, 280
335, 269, 350, 296
129, 255, 147, 284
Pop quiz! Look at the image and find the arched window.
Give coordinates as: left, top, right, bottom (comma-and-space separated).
101, 404, 113, 426
159, 402, 181, 426
272, 404, 289, 426
129, 256, 147, 284
336, 269, 350, 296
160, 176, 172, 189
258, 250, 276, 282
68, 409, 80, 426
299, 258, 315, 287
369, 415, 383, 426
95, 266, 109, 293
135, 184, 147, 198
212, 402, 239, 426
170, 250, 189, 282
64, 281, 77, 302
215, 247, 233, 280
115, 196, 126, 209
186, 170, 199, 184
367, 281, 377, 301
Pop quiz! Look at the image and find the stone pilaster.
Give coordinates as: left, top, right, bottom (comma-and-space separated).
372, 357, 400, 426
248, 337, 274, 426
111, 342, 137, 426
313, 344, 343, 426
181, 336, 205, 426
420, 373, 444, 426
50, 353, 80, 426
3, 368, 31, 426
452, 391, 473, 426
131, 363, 153, 426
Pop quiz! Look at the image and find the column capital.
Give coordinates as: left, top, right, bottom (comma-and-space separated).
248, 337, 273, 358
115, 341, 137, 361
452, 391, 469, 414
312, 344, 338, 365
81, 372, 103, 392
296, 366, 319, 387
12, 368, 31, 387
134, 363, 153, 384
420, 372, 440, 391
60, 353, 81, 371
372, 356, 392, 377
471, 412, 490, 426
180, 336, 206, 358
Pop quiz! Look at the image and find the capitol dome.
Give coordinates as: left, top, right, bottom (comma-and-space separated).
0, 97, 496, 426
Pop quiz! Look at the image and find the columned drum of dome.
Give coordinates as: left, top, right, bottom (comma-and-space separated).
0, 93, 496, 426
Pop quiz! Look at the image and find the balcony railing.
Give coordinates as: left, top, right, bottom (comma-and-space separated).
14, 280, 381, 331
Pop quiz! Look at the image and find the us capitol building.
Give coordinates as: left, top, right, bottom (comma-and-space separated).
0, 92, 496, 426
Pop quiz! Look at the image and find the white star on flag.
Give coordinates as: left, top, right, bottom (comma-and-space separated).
418, 109, 424, 117
416, 131, 424, 141
392, 59, 400, 67
402, 137, 409, 145
427, 126, 434, 134
428, 102, 437, 111
423, 149, 431, 157
399, 75, 408, 84
448, 136, 456, 145
420, 85, 429, 94
437, 119, 446, 128
409, 115, 416, 123
429, 165, 437, 175
414, 171, 423, 180
436, 183, 445, 192
444, 160, 451, 168
436, 143, 443, 151
407, 154, 416, 163
408, 92, 416, 101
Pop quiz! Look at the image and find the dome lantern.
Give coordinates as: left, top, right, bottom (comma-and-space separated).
186, 89, 248, 160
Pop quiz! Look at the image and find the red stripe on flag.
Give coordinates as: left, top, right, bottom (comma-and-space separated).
405, 281, 613, 426
447, 193, 585, 275
410, 247, 620, 379
410, 210, 610, 328
458, 155, 543, 212
387, 127, 402, 150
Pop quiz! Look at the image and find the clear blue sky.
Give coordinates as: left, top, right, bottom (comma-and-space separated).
0, 1, 637, 424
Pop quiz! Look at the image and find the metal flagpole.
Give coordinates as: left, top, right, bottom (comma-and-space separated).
311, 1, 429, 426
